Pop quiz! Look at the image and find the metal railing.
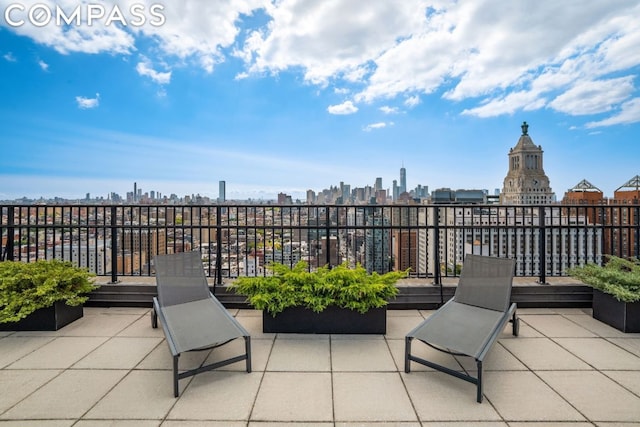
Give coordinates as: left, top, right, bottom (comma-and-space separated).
2, 203, 639, 284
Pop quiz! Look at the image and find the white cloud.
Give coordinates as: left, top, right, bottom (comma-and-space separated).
38, 59, 49, 71
586, 98, 640, 128
3, 52, 16, 62
76, 93, 100, 109
243, 0, 427, 84
404, 96, 420, 108
327, 101, 358, 115
363, 121, 394, 132
136, 57, 171, 84
379, 106, 399, 114
548, 77, 634, 116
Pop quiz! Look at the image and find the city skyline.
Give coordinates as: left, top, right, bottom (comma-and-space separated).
1, 1, 639, 201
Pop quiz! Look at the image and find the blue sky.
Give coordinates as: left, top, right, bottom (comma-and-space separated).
1, 0, 639, 201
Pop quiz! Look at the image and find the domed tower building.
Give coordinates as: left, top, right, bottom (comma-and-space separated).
501, 122, 555, 204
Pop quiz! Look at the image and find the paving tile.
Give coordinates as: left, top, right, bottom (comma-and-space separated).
85, 370, 181, 419
0, 369, 127, 420
403, 371, 501, 421
386, 314, 427, 339
502, 318, 544, 338
166, 422, 244, 427
333, 372, 417, 422
8, 336, 108, 369
84, 307, 150, 316
167, 371, 261, 421
455, 342, 528, 372
0, 369, 61, 413
76, 421, 160, 427
203, 336, 273, 372
484, 371, 585, 421
519, 314, 596, 338
235, 315, 276, 339
331, 338, 396, 371
251, 372, 333, 422
509, 423, 593, 427
388, 309, 424, 317
538, 370, 640, 422
394, 338, 464, 372
563, 313, 631, 338
73, 337, 162, 369
0, 336, 54, 368
555, 338, 640, 370
252, 423, 332, 427
235, 309, 262, 318
53, 313, 143, 337
266, 336, 330, 371
421, 423, 507, 427
135, 341, 211, 371
336, 423, 421, 427
117, 314, 166, 338
500, 337, 592, 370
608, 337, 640, 357
602, 370, 640, 396
0, 421, 74, 426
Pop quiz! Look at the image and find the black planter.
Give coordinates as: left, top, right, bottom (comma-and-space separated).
592, 289, 640, 333
262, 305, 386, 334
0, 301, 84, 331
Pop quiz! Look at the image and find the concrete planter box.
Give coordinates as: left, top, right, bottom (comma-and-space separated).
263, 305, 387, 334
0, 301, 83, 331
592, 289, 640, 333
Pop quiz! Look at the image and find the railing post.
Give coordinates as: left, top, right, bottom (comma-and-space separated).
215, 205, 222, 290
634, 202, 639, 259
432, 206, 443, 305
110, 205, 118, 283
538, 206, 547, 284
325, 207, 331, 267
4, 206, 15, 261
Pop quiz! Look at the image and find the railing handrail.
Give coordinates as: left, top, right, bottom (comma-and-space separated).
2, 202, 638, 284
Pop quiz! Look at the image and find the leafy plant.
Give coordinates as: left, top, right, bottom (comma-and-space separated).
567, 256, 640, 303
0, 260, 98, 324
231, 261, 407, 316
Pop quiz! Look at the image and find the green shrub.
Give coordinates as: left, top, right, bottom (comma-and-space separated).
0, 260, 98, 324
567, 256, 640, 303
231, 261, 407, 316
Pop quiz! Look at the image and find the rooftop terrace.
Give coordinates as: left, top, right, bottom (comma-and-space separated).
1, 306, 639, 425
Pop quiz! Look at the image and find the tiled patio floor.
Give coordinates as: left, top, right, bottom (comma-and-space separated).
1, 307, 639, 426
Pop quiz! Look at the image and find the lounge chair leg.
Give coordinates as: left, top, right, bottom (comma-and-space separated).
512, 312, 519, 336
151, 308, 158, 329
476, 360, 483, 403
404, 337, 412, 373
173, 355, 180, 397
245, 336, 252, 373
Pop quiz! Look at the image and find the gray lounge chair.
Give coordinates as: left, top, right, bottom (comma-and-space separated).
405, 254, 518, 403
152, 251, 251, 397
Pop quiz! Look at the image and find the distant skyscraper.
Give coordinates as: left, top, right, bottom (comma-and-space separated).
134, 182, 137, 202
375, 177, 383, 191
400, 166, 406, 194
218, 180, 226, 203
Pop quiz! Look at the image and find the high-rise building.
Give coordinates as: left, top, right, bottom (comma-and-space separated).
374, 177, 383, 192
392, 180, 399, 202
500, 122, 554, 204
400, 166, 407, 195
218, 180, 226, 203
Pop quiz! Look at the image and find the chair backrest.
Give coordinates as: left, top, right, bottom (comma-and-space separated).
453, 254, 516, 312
154, 252, 211, 307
